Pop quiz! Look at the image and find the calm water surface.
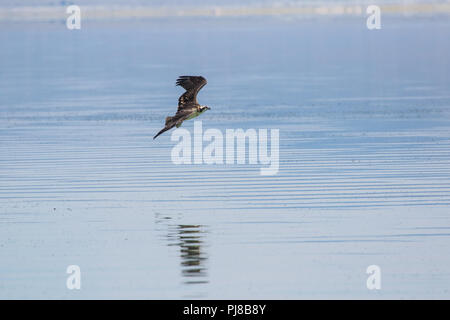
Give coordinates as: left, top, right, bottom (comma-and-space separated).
1, 17, 450, 298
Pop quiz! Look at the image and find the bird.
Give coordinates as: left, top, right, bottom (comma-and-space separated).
153, 75, 210, 139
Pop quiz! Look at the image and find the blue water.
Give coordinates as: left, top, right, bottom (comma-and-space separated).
1, 16, 450, 298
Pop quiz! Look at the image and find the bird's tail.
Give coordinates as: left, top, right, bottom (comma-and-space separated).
153, 127, 171, 139
154, 116, 178, 140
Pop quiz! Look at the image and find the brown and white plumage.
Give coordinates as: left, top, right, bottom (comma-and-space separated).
153, 76, 210, 139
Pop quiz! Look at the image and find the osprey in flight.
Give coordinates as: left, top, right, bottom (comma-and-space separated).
153, 76, 210, 139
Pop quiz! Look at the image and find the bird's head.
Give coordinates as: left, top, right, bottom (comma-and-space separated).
200, 106, 211, 112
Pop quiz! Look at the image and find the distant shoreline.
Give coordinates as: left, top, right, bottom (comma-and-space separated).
1, 3, 450, 22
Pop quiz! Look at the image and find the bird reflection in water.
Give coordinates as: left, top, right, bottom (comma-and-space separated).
155, 214, 208, 285
173, 225, 208, 284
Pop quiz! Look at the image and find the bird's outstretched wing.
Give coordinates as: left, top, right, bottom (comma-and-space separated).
176, 76, 207, 112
